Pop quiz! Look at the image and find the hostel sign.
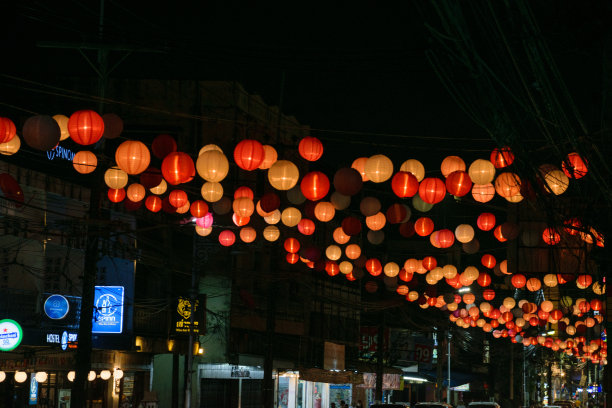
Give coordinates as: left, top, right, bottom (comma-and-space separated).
92, 286, 124, 334
0, 319, 23, 351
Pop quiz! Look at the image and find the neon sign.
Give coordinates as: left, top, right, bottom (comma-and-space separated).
46, 146, 75, 161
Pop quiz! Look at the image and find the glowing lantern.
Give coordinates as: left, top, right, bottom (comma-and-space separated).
196, 150, 230, 182
576, 274, 592, 289
197, 213, 214, 229
341, 216, 362, 236
481, 254, 496, 269
526, 278, 542, 292
437, 229, 455, 248
232, 213, 250, 227
190, 201, 209, 218
468, 159, 496, 185
483, 289, 496, 301
239, 227, 257, 243
418, 177, 446, 204
590, 299, 603, 311
366, 259, 383, 276
543, 169, 569, 195
0, 133, 20, 155
298, 136, 324, 161
495, 172, 521, 198
268, 160, 300, 190
232, 197, 254, 217
414, 217, 434, 237
169, 190, 188, 208
68, 110, 105, 145
263, 210, 281, 225
540, 300, 553, 313
503, 297, 516, 310
363, 212, 384, 231
104, 167, 128, 189
364, 154, 393, 183
256, 145, 277, 169
339, 261, 353, 275
51, 114, 70, 142
442, 265, 457, 279
511, 274, 527, 289
286, 253, 300, 265
150, 179, 167, 195
542, 227, 561, 245
22, 115, 61, 151
412, 195, 433, 212
384, 262, 400, 277
201, 182, 224, 202
445, 171, 472, 197
333, 227, 350, 244
490, 146, 514, 168
297, 219, 315, 235
312, 201, 333, 222
108, 188, 125, 203
145, 196, 162, 213
477, 213, 496, 231
440, 156, 465, 177
477, 272, 492, 287
0, 117, 16, 144
455, 224, 475, 243
543, 274, 558, 287
391, 171, 419, 198
300, 171, 330, 201
281, 207, 302, 227
72, 151, 97, 174
151, 134, 177, 159
325, 260, 339, 274
351, 157, 370, 181
162, 152, 195, 185
126, 184, 146, 202
400, 159, 425, 181
326, 245, 342, 261
562, 152, 588, 179
471, 183, 495, 203
399, 269, 414, 282
422, 256, 437, 271
234, 139, 264, 170
218, 230, 236, 246
344, 244, 361, 260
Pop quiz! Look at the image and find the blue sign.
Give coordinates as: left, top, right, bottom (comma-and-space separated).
29, 374, 38, 405
92, 286, 124, 334
44, 294, 70, 320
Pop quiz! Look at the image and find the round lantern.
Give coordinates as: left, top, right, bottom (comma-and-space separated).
68, 110, 105, 145
437, 229, 455, 248
0, 117, 17, 143
338, 261, 353, 275
232, 213, 250, 227
14, 371, 27, 383
511, 274, 527, 289
263, 210, 281, 225
364, 154, 393, 183
145, 196, 162, 212
576, 275, 593, 289
543, 169, 569, 195
168, 190, 188, 208
366, 212, 386, 231
543, 274, 558, 287
412, 195, 433, 212
190, 200, 209, 218
325, 245, 342, 261
286, 253, 299, 264
263, 226, 281, 241
495, 172, 521, 198
196, 150, 230, 182
259, 145, 278, 169
325, 260, 339, 274
125, 184, 145, 203
526, 278, 542, 292
0, 134, 21, 155
366, 259, 383, 276
542, 227, 561, 245
341, 216, 362, 236
22, 115, 61, 151
150, 179, 167, 195
297, 219, 315, 235
418, 177, 446, 204
446, 171, 472, 197
351, 157, 370, 181
333, 167, 363, 196
151, 134, 177, 159
384, 262, 400, 277
391, 171, 419, 198
232, 197, 254, 218
360, 197, 381, 217
104, 167, 128, 189
414, 217, 434, 236
115, 140, 151, 175
483, 289, 496, 301
493, 225, 508, 242
300, 171, 330, 201
345, 244, 361, 260
440, 156, 466, 177
199, 144, 223, 155
219, 230, 236, 246
73, 151, 97, 174
298, 136, 324, 161
481, 254, 496, 269
314, 201, 335, 222
284, 238, 300, 254
102, 113, 123, 139
562, 152, 588, 179
239, 227, 257, 243
422, 256, 437, 271
162, 152, 195, 185
108, 188, 125, 203
477, 213, 496, 231
234, 139, 264, 170
333, 227, 351, 244
400, 159, 425, 181
281, 207, 302, 227
201, 182, 224, 202
490, 146, 515, 169
471, 183, 495, 203
468, 159, 496, 185
268, 160, 299, 190
442, 264, 457, 279
455, 224, 475, 243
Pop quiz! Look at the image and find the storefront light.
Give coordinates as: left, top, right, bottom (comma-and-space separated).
114, 368, 124, 380
100, 370, 112, 380
403, 376, 428, 383
67, 371, 75, 382
0, 371, 5, 382
35, 371, 48, 383
14, 371, 27, 383
88, 371, 97, 381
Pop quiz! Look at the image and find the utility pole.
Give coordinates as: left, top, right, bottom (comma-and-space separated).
375, 312, 385, 402
447, 331, 451, 405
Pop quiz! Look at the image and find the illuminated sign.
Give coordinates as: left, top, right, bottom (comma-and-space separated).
29, 374, 38, 405
45, 331, 78, 350
0, 319, 23, 351
46, 146, 75, 161
92, 286, 124, 334
44, 294, 70, 320
172, 295, 206, 335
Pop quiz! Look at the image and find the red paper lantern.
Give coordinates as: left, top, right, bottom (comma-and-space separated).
542, 227, 561, 245
472, 183, 495, 203
298, 136, 324, 161
481, 254, 496, 269
219, 230, 236, 247
0, 117, 17, 143
391, 171, 419, 198
190, 200, 209, 218
108, 188, 125, 203
490, 146, 515, 168
418, 177, 446, 204
446, 275, 462, 289
526, 278, 541, 291
483, 289, 496, 300
325, 261, 339, 275
422, 256, 437, 271
333, 167, 363, 196
414, 217, 434, 237
493, 225, 507, 242
168, 189, 188, 208
399, 269, 413, 282
477, 213, 496, 231
562, 152, 588, 179
590, 299, 603, 311
577, 274, 593, 288
145, 196, 162, 213
151, 134, 177, 160
511, 274, 527, 288
232, 213, 250, 227
550, 309, 563, 320
161, 152, 195, 185
366, 258, 382, 276
284, 237, 300, 254
234, 186, 254, 200
68, 110, 105, 145
300, 171, 330, 201
286, 253, 299, 265
297, 218, 315, 235
234, 139, 265, 170
445, 171, 472, 197
477, 272, 492, 287
341, 216, 362, 236
437, 229, 455, 248
115, 140, 151, 175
